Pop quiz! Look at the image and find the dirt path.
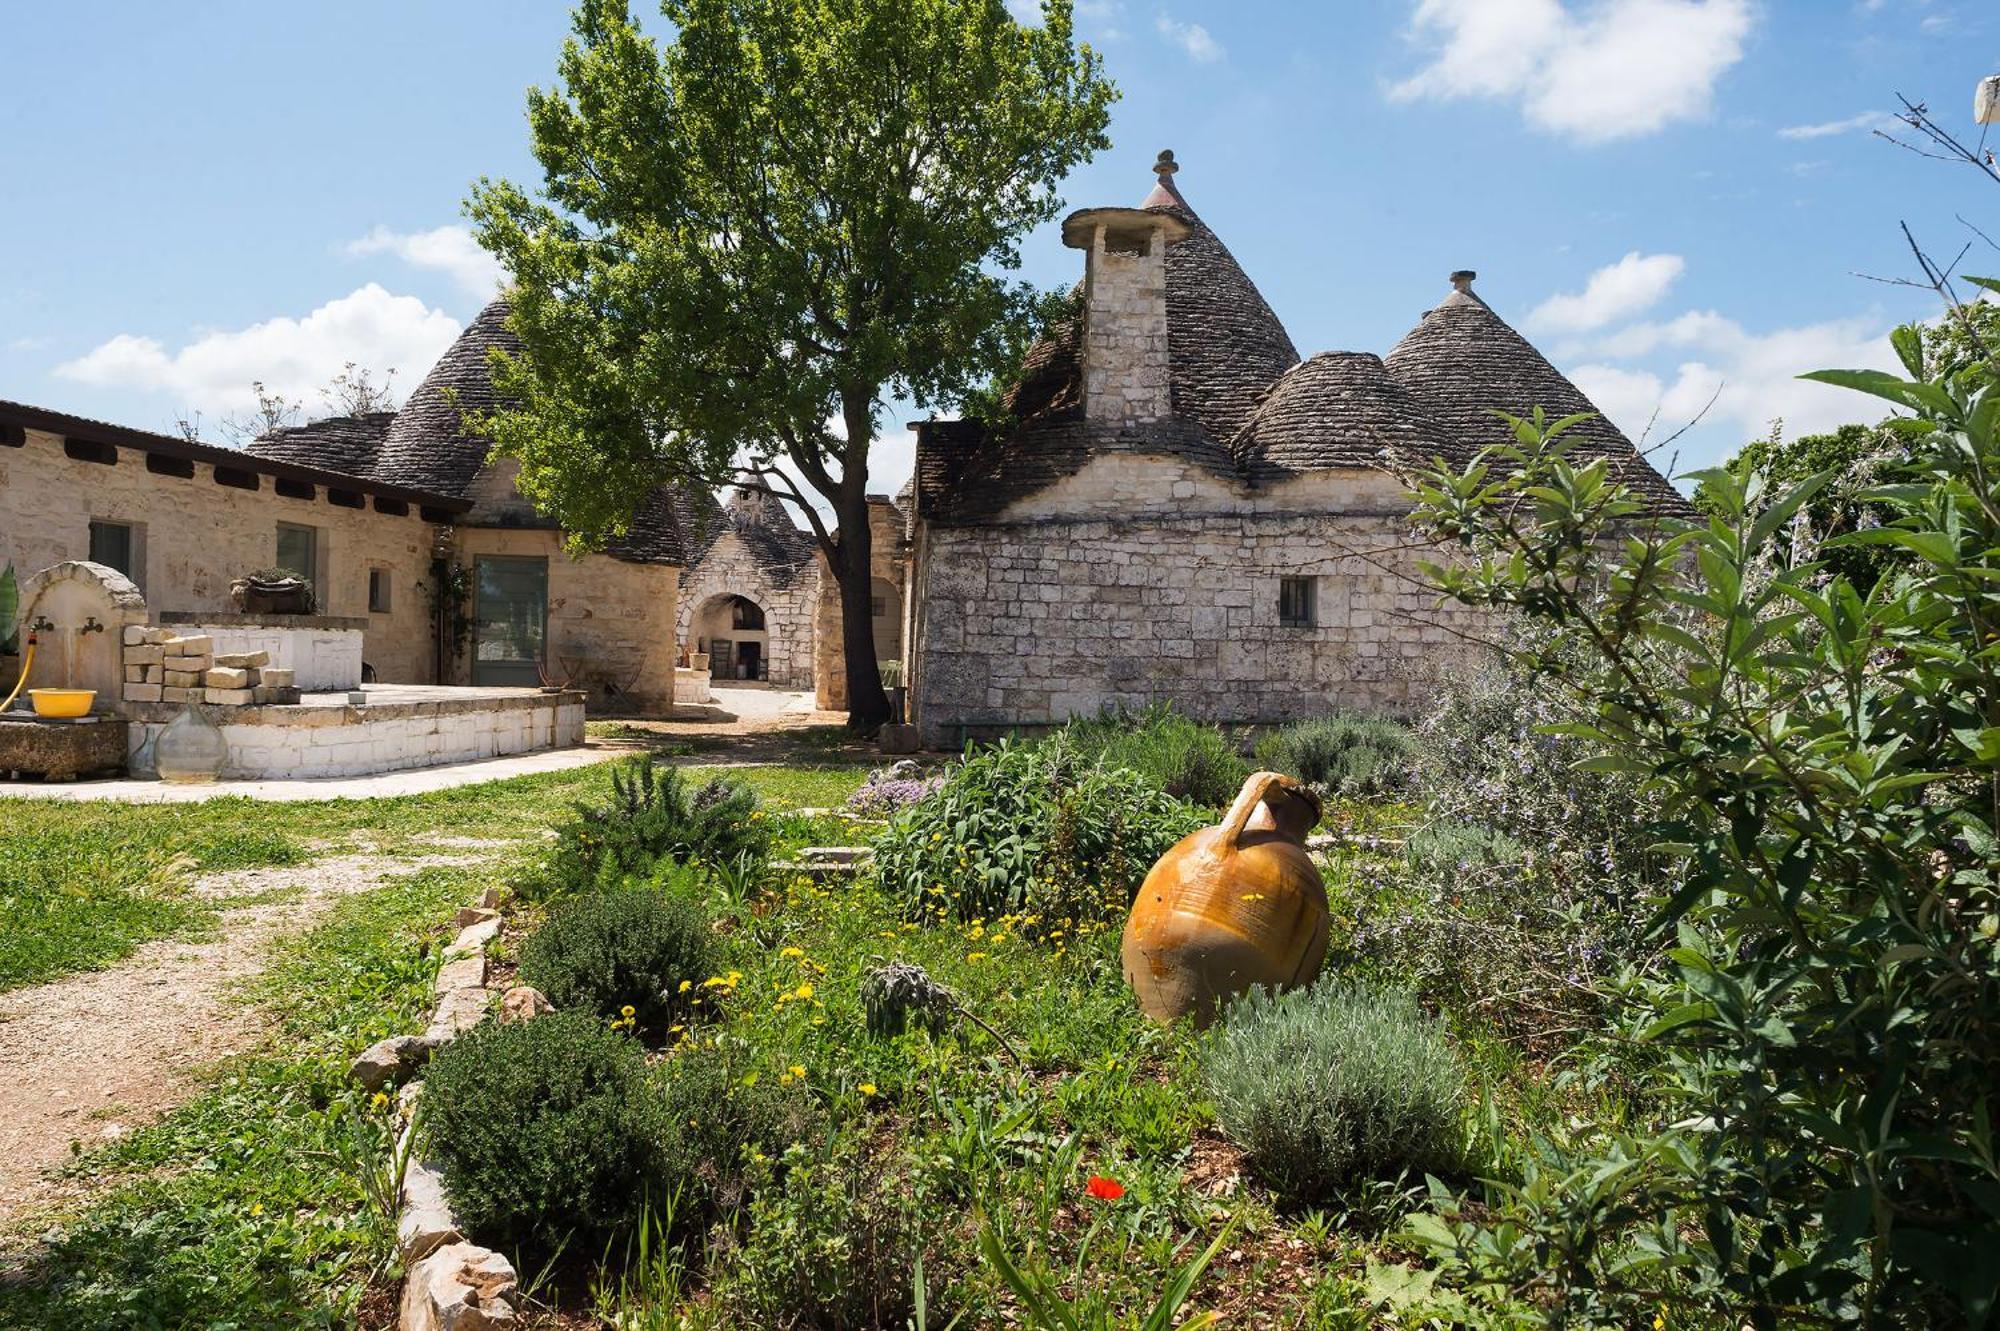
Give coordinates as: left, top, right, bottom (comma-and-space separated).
0, 850, 477, 1223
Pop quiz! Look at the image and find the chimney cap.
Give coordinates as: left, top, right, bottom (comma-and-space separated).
1450, 269, 1478, 291
1154, 149, 1179, 177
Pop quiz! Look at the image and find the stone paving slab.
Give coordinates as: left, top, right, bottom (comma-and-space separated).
0, 743, 622, 804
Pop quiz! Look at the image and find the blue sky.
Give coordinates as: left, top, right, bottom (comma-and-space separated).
3, 0, 1996, 496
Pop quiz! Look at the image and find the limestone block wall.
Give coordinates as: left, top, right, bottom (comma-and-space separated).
674, 530, 819, 689
907, 460, 1497, 746
1081, 228, 1172, 426
0, 427, 437, 684
450, 528, 680, 713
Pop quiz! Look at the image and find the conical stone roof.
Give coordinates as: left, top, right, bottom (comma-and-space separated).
371, 298, 522, 498
1231, 352, 1454, 482
1142, 152, 1300, 444
1385, 282, 1691, 514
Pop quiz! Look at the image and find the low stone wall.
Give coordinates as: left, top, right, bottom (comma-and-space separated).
158, 612, 365, 691
124, 689, 585, 780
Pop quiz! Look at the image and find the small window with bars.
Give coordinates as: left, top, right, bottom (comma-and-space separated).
1278, 576, 1316, 628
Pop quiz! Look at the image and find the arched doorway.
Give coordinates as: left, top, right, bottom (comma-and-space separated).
870, 577, 903, 663
691, 593, 772, 681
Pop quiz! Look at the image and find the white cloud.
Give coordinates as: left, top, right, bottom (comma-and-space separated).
345, 224, 505, 300
1777, 110, 1892, 139
55, 284, 463, 420
1562, 307, 1898, 449
1389, 0, 1754, 144
1156, 14, 1223, 62
1529, 251, 1686, 332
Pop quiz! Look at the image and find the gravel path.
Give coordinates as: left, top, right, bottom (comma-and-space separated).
0, 851, 474, 1223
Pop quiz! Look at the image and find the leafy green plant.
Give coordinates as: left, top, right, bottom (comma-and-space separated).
978, 1213, 1236, 1331
1060, 703, 1248, 808
1396, 317, 2000, 1324
1, 561, 19, 656
872, 736, 1205, 928
517, 877, 716, 1034
421, 1010, 669, 1263
534, 756, 772, 898
1254, 714, 1415, 798
1205, 982, 1465, 1204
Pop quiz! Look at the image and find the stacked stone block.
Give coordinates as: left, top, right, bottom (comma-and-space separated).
122, 626, 300, 707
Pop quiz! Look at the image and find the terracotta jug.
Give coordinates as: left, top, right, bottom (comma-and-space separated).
1121, 770, 1328, 1026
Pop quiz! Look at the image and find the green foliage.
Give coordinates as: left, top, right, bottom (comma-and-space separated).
467, 0, 1117, 721
1400, 323, 2000, 1324
1205, 982, 1466, 1204
423, 1010, 670, 1262
1375, 651, 1663, 1047
871, 736, 1207, 927
1061, 703, 1249, 808
978, 1214, 1236, 1331
518, 876, 717, 1032
1708, 421, 1909, 586
1254, 714, 1415, 798
1, 561, 18, 655
534, 756, 771, 897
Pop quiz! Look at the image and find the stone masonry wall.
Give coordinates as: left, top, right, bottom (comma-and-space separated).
1081, 223, 1172, 426
450, 527, 681, 713
0, 427, 437, 683
814, 500, 910, 711
909, 458, 1498, 745
674, 529, 819, 689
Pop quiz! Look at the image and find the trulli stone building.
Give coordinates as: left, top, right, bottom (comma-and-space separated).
899, 151, 1684, 747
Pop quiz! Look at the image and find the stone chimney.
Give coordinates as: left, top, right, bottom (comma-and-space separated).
1450, 269, 1477, 294
1059, 153, 1191, 427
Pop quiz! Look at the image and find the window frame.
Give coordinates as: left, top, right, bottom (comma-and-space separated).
1278, 576, 1317, 629
88, 518, 141, 589
368, 568, 392, 615
275, 521, 320, 586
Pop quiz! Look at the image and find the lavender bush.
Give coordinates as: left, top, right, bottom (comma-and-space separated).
845, 771, 943, 818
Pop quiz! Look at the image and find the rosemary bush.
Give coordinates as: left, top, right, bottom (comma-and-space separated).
1060, 702, 1249, 808
1253, 714, 1416, 798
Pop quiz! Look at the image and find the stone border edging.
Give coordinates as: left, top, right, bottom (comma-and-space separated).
349, 887, 549, 1331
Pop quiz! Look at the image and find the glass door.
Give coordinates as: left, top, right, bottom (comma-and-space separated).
472, 556, 548, 686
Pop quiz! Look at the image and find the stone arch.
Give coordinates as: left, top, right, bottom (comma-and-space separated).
688, 590, 781, 683
17, 560, 149, 705
870, 576, 903, 663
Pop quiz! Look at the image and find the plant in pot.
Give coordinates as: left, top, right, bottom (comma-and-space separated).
230, 567, 314, 615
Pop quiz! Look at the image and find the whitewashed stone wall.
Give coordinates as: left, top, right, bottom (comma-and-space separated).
908, 456, 1497, 745
126, 694, 585, 780
159, 616, 364, 691
675, 529, 819, 689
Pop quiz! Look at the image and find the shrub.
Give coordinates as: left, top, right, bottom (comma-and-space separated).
422, 1011, 668, 1260
1254, 714, 1416, 798
1205, 981, 1465, 1203
1061, 702, 1249, 807
517, 879, 716, 1033
534, 757, 771, 897
653, 1047, 819, 1216
872, 736, 1207, 928
845, 770, 943, 818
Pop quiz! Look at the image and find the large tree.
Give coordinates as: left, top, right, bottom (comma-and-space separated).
469, 0, 1115, 727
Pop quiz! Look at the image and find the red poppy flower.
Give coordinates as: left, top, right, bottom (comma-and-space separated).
1084, 1175, 1125, 1201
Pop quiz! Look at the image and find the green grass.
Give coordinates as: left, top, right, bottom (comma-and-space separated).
0, 864, 469, 1329
0, 759, 871, 993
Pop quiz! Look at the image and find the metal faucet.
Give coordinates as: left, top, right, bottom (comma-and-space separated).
80, 616, 105, 635
28, 615, 54, 633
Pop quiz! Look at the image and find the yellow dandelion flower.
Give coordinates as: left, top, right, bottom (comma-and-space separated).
858, 1083, 878, 1097
780, 946, 804, 959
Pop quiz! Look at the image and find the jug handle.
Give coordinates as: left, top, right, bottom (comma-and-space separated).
1218, 770, 1293, 851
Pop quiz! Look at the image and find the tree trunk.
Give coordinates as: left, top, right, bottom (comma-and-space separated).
834, 396, 891, 732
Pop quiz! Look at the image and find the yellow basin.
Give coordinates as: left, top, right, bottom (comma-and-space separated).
28, 688, 96, 719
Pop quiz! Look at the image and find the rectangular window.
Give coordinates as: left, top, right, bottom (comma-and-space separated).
1278, 576, 1316, 628
275, 522, 319, 584
88, 520, 136, 582
368, 568, 392, 614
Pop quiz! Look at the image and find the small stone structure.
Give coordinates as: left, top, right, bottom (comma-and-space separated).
0, 714, 128, 780
15, 560, 148, 704
904, 151, 1691, 745
124, 687, 584, 780
157, 611, 362, 691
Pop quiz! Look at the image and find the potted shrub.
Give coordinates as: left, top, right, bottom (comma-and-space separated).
230, 568, 314, 615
